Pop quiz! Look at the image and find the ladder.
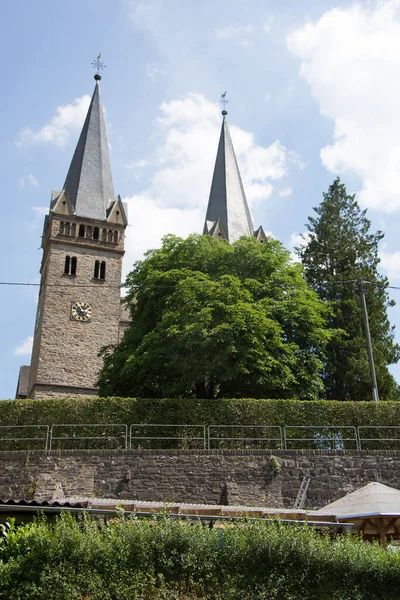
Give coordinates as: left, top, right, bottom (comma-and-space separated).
293, 476, 311, 510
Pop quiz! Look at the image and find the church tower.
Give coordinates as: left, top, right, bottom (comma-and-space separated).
203, 107, 266, 243
21, 73, 128, 399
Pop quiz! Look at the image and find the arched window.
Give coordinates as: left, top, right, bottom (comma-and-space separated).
102, 228, 107, 241
113, 231, 118, 243
79, 224, 85, 238
93, 227, 99, 240
94, 260, 106, 280
108, 230, 113, 242
65, 222, 71, 236
71, 223, 76, 237
59, 221, 65, 235
86, 226, 92, 239
64, 255, 77, 276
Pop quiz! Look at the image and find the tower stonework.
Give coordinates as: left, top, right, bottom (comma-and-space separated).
21, 75, 128, 400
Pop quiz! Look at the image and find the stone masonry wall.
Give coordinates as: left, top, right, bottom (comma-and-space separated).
1, 450, 400, 509
28, 240, 124, 399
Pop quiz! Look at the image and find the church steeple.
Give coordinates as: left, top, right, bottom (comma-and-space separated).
203, 109, 254, 243
62, 74, 115, 220
21, 69, 128, 400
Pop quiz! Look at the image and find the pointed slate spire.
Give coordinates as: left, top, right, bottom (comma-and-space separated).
62, 74, 115, 220
204, 110, 254, 243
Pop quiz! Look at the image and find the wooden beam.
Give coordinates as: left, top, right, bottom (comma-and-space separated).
384, 518, 397, 534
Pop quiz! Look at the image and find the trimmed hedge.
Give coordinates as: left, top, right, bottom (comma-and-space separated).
1, 397, 400, 450
1, 396, 400, 428
1, 513, 400, 599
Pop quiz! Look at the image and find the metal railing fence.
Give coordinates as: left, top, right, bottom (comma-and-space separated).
283, 426, 359, 450
358, 426, 400, 450
0, 425, 49, 451
130, 424, 207, 450
2, 422, 400, 451
49, 424, 128, 450
207, 425, 283, 450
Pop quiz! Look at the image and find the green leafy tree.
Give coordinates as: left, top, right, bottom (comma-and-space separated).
298, 178, 400, 400
98, 234, 332, 399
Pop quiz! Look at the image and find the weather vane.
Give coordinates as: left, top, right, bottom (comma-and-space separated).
220, 91, 229, 114
91, 53, 106, 78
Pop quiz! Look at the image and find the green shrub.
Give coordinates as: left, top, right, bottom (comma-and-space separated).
0, 513, 400, 599
1, 396, 400, 427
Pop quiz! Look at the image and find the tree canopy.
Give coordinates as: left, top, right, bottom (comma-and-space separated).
298, 178, 400, 400
98, 234, 332, 399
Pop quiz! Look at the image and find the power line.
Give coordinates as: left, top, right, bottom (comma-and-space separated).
1, 280, 400, 291
0, 282, 124, 289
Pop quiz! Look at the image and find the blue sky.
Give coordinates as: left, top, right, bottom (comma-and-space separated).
2, 0, 400, 399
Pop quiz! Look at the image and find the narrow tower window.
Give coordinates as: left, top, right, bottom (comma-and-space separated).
94, 260, 106, 280
64, 256, 77, 276
71, 223, 76, 237
65, 222, 71, 236
108, 230, 113, 242
59, 221, 65, 235
86, 226, 92, 239
102, 228, 107, 241
113, 231, 118, 243
79, 224, 85, 237
93, 227, 99, 240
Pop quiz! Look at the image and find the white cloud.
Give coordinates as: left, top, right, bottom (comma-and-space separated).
263, 15, 274, 33
123, 195, 202, 278
289, 231, 310, 249
217, 25, 255, 39
279, 187, 292, 197
156, 93, 288, 209
380, 250, 400, 281
17, 95, 91, 147
146, 61, 165, 79
287, 1, 400, 213
126, 159, 148, 180
31, 206, 48, 216
18, 174, 38, 190
126, 159, 148, 170
122, 92, 294, 271
288, 231, 311, 262
14, 336, 33, 357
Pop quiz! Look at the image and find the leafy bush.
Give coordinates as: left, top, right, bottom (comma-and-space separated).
1, 513, 400, 599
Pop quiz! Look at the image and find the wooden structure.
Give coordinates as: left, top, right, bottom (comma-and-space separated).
317, 481, 400, 545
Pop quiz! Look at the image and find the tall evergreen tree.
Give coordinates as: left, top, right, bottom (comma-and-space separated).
298, 178, 400, 400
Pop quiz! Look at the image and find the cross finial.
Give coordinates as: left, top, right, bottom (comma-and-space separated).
220, 91, 229, 115
92, 53, 106, 81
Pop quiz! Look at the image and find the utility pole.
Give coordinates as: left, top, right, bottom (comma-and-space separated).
359, 280, 379, 402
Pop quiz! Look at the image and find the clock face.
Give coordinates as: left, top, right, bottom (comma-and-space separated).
71, 301, 92, 322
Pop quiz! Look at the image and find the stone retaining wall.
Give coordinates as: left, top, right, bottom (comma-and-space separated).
0, 449, 399, 509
